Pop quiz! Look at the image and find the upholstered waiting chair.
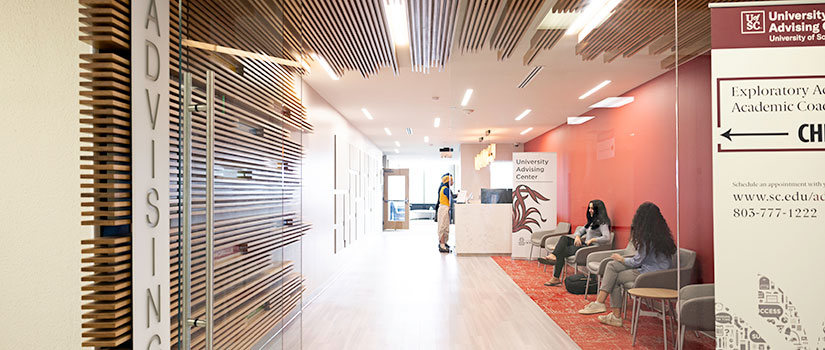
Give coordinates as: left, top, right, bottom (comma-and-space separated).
528, 222, 571, 262
584, 241, 637, 300
561, 230, 615, 281
677, 284, 714, 350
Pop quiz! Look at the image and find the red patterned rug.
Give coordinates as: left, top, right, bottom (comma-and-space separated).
491, 256, 715, 350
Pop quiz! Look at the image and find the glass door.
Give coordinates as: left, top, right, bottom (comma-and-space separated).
383, 168, 410, 230
172, 0, 306, 348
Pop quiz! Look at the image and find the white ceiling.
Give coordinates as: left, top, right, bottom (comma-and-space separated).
302, 32, 671, 156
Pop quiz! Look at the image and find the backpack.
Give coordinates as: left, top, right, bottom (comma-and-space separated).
564, 273, 599, 295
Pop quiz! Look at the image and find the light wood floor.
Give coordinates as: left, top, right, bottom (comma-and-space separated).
300, 220, 580, 350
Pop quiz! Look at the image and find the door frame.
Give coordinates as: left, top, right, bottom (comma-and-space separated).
383, 168, 409, 230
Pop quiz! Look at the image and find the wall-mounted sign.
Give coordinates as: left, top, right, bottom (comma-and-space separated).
511, 152, 557, 259
710, 1, 825, 348
132, 0, 170, 347
474, 143, 496, 170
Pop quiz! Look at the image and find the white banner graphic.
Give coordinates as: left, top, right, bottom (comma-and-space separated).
711, 2, 825, 349
511, 152, 557, 259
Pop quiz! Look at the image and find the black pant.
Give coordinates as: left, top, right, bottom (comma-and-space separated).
551, 236, 584, 278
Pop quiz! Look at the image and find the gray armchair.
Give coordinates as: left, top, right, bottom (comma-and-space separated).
590, 247, 697, 316
528, 222, 570, 261
677, 284, 714, 350
560, 230, 615, 281
584, 241, 637, 300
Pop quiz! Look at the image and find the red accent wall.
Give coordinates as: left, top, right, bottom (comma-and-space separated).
525, 55, 714, 283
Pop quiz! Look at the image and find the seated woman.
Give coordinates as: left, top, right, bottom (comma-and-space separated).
538, 199, 611, 286
577, 202, 677, 327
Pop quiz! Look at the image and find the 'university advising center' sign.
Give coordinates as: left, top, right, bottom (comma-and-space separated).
711, 1, 825, 348
131, 0, 170, 347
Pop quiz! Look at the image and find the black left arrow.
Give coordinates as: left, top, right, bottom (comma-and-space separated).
721, 128, 788, 141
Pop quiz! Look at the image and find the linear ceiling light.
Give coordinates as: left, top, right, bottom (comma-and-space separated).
578, 0, 623, 42
361, 108, 374, 120
566, 0, 623, 42
461, 89, 473, 107
589, 96, 635, 108
384, 127, 392, 136
433, 117, 441, 128
310, 53, 338, 81
567, 116, 596, 125
514, 109, 532, 121
578, 80, 611, 100
424, 136, 429, 143
520, 127, 534, 135
395, 141, 401, 147
384, 0, 410, 46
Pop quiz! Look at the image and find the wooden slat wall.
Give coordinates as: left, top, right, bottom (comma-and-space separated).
170, 0, 311, 348
79, 0, 133, 347
407, 0, 460, 73
283, 0, 399, 78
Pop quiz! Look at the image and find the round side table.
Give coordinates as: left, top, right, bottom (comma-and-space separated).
628, 287, 678, 350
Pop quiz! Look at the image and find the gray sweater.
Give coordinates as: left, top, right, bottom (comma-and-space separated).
573, 224, 611, 246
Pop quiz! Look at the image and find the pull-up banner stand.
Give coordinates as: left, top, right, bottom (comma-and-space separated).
710, 1, 825, 348
511, 152, 557, 259
131, 0, 171, 348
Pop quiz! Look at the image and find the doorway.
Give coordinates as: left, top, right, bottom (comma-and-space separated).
383, 168, 409, 230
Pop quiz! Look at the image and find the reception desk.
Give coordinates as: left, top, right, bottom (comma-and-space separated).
454, 203, 511, 255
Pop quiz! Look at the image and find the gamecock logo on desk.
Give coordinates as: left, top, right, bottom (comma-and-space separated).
512, 184, 551, 233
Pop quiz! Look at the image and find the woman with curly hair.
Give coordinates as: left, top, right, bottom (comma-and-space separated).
538, 199, 611, 286
578, 202, 677, 327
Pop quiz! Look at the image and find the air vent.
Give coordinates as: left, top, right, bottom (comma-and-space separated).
518, 66, 543, 88
405, 128, 413, 135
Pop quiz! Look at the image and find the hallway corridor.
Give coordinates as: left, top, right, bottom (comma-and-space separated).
301, 221, 579, 349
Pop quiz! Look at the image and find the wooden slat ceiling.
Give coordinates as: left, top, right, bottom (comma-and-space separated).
407, 0, 460, 72
283, 0, 399, 78
572, 0, 739, 68
490, 0, 547, 60
285, 0, 726, 78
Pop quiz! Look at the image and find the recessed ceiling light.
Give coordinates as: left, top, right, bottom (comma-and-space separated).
461, 89, 473, 107
384, 127, 392, 136
424, 136, 429, 143
567, 116, 596, 125
361, 108, 374, 120
578, 80, 611, 100
383, 0, 410, 46
520, 127, 534, 135
578, 0, 623, 42
394, 149, 400, 154
395, 141, 401, 147
433, 117, 441, 128
514, 109, 532, 121
590, 96, 634, 108
310, 53, 338, 81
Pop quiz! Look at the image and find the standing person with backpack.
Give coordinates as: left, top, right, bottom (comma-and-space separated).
577, 202, 677, 327
435, 173, 453, 253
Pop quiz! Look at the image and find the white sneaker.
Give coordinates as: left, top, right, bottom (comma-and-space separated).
578, 301, 607, 315
597, 313, 623, 327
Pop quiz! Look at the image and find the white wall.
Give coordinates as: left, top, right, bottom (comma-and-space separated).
300, 81, 383, 302
386, 155, 457, 204
458, 143, 519, 200
0, 1, 87, 348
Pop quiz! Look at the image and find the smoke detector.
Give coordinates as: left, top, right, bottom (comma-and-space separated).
462, 108, 475, 116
